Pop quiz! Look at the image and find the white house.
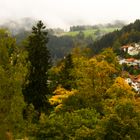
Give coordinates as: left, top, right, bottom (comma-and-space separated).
119, 58, 127, 65
118, 57, 140, 67
125, 75, 140, 93
121, 43, 140, 56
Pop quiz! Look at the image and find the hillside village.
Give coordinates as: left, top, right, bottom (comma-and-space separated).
119, 42, 140, 93
121, 43, 140, 56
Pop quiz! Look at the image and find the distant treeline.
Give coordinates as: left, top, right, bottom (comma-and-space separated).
70, 21, 125, 31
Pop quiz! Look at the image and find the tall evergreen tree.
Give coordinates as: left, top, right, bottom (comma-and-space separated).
23, 21, 51, 113
59, 54, 75, 90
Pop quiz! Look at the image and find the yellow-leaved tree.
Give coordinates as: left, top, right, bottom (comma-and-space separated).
49, 86, 77, 111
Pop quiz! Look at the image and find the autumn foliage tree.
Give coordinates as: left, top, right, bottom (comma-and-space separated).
0, 29, 26, 139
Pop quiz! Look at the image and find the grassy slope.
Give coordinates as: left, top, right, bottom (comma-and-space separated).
61, 27, 120, 39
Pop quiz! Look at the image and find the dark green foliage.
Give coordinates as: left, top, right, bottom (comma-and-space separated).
76, 31, 85, 40
47, 35, 74, 61
0, 29, 26, 139
70, 22, 124, 31
101, 103, 140, 140
122, 64, 140, 75
23, 21, 51, 113
92, 30, 120, 53
35, 108, 99, 140
59, 54, 75, 90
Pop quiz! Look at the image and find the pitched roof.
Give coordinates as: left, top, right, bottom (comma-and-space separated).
121, 45, 133, 49
126, 58, 135, 62
131, 75, 140, 82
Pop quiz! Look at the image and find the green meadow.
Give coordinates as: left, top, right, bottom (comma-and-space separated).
62, 27, 120, 39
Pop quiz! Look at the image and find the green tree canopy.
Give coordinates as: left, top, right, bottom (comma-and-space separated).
23, 21, 51, 114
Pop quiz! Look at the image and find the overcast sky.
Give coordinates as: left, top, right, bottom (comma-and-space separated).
0, 0, 140, 29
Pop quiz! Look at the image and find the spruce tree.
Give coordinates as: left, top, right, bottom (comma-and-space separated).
59, 54, 75, 90
23, 21, 51, 113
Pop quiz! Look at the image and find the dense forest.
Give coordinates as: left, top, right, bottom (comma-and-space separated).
2, 19, 123, 62
1, 19, 140, 140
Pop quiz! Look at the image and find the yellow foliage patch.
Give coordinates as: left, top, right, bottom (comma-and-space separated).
49, 85, 77, 106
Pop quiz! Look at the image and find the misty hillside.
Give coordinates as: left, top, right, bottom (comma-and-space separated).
3, 18, 140, 61
0, 18, 37, 35
2, 18, 124, 62
0, 18, 125, 35
1, 18, 136, 62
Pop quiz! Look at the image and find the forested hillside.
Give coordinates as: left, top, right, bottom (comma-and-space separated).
14, 28, 119, 62
92, 20, 140, 54
1, 20, 140, 140
1, 19, 123, 62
